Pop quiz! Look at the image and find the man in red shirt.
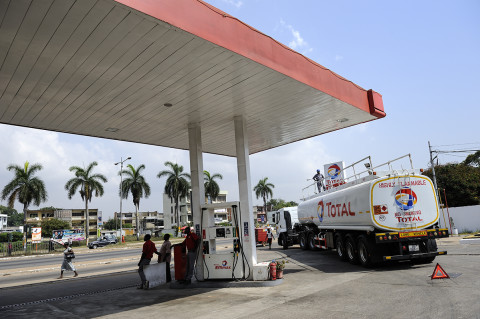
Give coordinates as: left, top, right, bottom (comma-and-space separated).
179, 227, 200, 284
137, 234, 159, 289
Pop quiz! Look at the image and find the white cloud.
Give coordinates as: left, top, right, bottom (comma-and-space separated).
280, 19, 313, 55
220, 0, 243, 9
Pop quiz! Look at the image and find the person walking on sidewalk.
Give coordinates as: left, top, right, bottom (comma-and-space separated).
267, 228, 275, 250
58, 242, 78, 279
158, 233, 172, 282
137, 234, 159, 289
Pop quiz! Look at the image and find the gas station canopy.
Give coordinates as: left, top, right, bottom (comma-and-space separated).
0, 0, 385, 157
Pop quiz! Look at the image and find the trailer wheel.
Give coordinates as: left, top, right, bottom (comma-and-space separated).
345, 235, 359, 265
307, 232, 317, 250
335, 234, 347, 261
357, 235, 375, 267
299, 233, 308, 250
415, 238, 437, 264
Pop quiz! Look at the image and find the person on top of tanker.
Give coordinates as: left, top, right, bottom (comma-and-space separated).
313, 169, 325, 193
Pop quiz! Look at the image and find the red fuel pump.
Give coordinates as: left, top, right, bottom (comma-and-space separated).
269, 261, 277, 280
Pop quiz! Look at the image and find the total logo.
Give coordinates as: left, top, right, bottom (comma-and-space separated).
317, 200, 324, 222
395, 187, 418, 211
327, 164, 341, 180
215, 260, 231, 270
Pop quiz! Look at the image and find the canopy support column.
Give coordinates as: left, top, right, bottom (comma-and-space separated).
234, 116, 257, 279
188, 123, 205, 281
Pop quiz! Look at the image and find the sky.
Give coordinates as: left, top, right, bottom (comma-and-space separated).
1, 0, 479, 220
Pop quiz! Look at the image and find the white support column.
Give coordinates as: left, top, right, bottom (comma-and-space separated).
188, 123, 205, 281
234, 116, 257, 279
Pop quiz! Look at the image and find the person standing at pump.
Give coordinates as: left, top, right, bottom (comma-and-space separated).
313, 169, 325, 193
158, 233, 172, 282
137, 234, 159, 289
177, 227, 199, 284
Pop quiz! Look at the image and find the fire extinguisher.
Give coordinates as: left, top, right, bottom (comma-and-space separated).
269, 261, 277, 281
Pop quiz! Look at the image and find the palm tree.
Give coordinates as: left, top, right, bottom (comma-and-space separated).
65, 162, 107, 245
1, 161, 48, 253
157, 162, 190, 236
120, 164, 151, 240
204, 170, 223, 203
254, 177, 275, 214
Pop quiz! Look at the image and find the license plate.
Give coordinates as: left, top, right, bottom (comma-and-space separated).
399, 231, 427, 238
409, 245, 420, 252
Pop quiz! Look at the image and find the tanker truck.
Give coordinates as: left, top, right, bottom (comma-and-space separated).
275, 155, 449, 267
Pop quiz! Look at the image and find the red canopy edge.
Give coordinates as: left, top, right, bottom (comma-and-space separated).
114, 0, 385, 118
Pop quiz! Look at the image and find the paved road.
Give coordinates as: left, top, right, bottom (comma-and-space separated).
0, 237, 479, 318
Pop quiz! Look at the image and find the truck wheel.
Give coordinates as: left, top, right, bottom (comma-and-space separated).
345, 235, 359, 265
335, 234, 347, 261
307, 232, 317, 250
299, 233, 308, 250
357, 235, 375, 267
416, 239, 437, 263
278, 234, 284, 247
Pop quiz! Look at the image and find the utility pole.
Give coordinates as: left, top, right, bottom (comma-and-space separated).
428, 141, 439, 192
115, 156, 131, 242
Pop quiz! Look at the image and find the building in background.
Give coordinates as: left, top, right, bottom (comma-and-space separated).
26, 208, 101, 237
113, 211, 163, 235
163, 190, 229, 231
253, 206, 267, 224
0, 214, 7, 230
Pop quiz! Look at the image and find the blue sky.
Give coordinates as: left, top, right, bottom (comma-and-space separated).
1, 0, 479, 220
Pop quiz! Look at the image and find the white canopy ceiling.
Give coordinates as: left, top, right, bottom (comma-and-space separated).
0, 0, 385, 156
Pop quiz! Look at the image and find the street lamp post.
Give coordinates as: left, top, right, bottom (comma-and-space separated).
115, 156, 131, 242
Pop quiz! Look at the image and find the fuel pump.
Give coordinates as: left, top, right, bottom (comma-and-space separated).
201, 201, 245, 280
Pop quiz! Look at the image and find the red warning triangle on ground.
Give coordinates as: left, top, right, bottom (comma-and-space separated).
431, 263, 450, 279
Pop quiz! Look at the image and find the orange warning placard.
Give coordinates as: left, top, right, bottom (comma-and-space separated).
431, 263, 449, 279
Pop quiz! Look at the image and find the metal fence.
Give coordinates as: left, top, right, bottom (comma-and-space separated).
0, 241, 63, 257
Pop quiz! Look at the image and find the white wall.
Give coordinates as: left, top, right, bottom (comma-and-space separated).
440, 205, 480, 233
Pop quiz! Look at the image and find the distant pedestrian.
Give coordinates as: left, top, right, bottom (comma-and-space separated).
267, 228, 275, 250
58, 243, 78, 279
137, 234, 159, 289
313, 169, 325, 193
158, 234, 172, 282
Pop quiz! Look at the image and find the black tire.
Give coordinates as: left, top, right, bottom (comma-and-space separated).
278, 233, 284, 247
335, 234, 347, 261
307, 232, 317, 250
416, 239, 437, 263
345, 235, 359, 264
299, 233, 308, 250
357, 235, 376, 267
93, 245, 98, 249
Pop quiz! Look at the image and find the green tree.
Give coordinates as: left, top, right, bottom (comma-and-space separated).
266, 198, 298, 211
464, 150, 480, 168
40, 218, 70, 238
103, 218, 117, 231
0, 205, 23, 226
120, 164, 151, 240
157, 162, 190, 236
204, 170, 223, 203
423, 162, 480, 207
1, 161, 48, 252
65, 161, 107, 245
254, 177, 275, 214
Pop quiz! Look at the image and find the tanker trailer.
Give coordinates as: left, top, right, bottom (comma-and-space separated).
276, 157, 449, 267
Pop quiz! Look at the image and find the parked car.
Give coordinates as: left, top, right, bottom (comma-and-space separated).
88, 235, 117, 249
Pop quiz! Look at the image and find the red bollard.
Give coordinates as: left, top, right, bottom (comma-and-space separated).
269, 261, 277, 280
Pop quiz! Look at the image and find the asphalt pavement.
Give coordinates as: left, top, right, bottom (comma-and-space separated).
1, 236, 479, 319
